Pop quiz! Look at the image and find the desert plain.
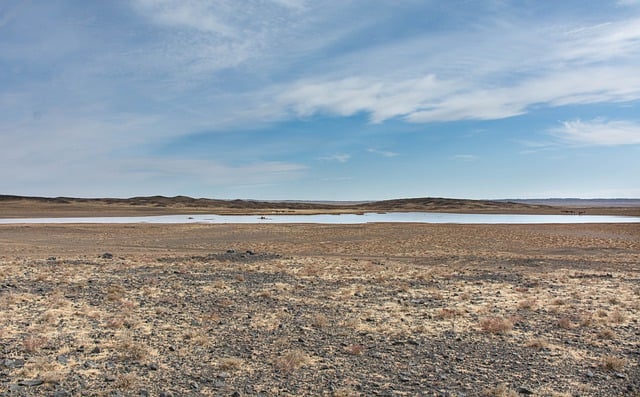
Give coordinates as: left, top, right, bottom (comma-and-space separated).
1, 199, 639, 396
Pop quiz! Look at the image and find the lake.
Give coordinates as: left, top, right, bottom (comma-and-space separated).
0, 212, 639, 224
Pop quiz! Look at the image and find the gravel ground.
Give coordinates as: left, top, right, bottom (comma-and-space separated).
1, 223, 639, 396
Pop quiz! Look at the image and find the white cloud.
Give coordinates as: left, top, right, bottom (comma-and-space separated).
319, 154, 351, 163
367, 149, 398, 157
550, 118, 640, 146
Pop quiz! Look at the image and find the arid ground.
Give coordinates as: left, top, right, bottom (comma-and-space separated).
1, 222, 639, 396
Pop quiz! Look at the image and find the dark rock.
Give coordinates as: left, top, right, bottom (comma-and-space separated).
90, 346, 100, 354
53, 390, 70, 397
148, 362, 159, 371
139, 390, 149, 397
101, 253, 113, 259
189, 381, 199, 390
104, 375, 117, 382
18, 379, 44, 386
159, 392, 173, 397
231, 392, 241, 397
2, 359, 25, 369
517, 386, 534, 395
614, 372, 626, 379
586, 370, 594, 378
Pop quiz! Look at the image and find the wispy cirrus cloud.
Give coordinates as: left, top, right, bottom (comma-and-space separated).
278, 14, 640, 123
319, 154, 351, 163
367, 148, 399, 157
452, 154, 478, 161
550, 118, 640, 146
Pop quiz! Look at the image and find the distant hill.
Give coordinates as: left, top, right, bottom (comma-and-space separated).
501, 199, 640, 207
1, 194, 639, 217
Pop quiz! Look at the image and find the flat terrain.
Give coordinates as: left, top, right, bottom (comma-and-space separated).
1, 222, 639, 396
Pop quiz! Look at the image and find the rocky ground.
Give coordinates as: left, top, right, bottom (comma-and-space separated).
0, 223, 639, 396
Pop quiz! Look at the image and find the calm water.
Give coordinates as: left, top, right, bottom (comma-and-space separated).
0, 212, 639, 224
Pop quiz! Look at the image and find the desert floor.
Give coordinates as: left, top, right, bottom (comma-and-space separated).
0, 223, 639, 396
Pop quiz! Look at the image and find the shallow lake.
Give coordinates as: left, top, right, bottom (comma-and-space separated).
0, 212, 639, 224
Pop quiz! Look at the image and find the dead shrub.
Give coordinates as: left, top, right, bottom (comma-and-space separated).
482, 383, 518, 397
23, 335, 48, 353
609, 310, 626, 324
273, 349, 308, 372
479, 316, 513, 334
525, 337, 549, 350
517, 299, 537, 311
344, 344, 364, 355
597, 328, 615, 339
219, 357, 243, 370
311, 313, 329, 328
557, 317, 573, 329
601, 355, 626, 371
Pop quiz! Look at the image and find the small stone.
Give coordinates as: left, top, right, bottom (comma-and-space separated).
139, 390, 149, 397
104, 375, 116, 382
90, 347, 100, 354
148, 363, 159, 371
53, 390, 70, 397
18, 379, 44, 387
231, 392, 241, 397
101, 253, 113, 259
159, 392, 173, 397
517, 386, 534, 395
586, 370, 594, 378
614, 372, 626, 379
189, 381, 199, 390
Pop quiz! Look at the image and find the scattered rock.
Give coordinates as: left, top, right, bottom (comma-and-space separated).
100, 252, 113, 259
148, 362, 159, 371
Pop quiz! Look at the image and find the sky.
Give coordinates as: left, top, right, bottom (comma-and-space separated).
1, 0, 640, 200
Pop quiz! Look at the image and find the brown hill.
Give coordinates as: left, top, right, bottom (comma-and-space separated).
0, 195, 638, 217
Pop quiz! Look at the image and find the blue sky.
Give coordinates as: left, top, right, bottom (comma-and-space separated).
1, 0, 639, 200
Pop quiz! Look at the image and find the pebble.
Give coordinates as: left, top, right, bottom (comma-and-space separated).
614, 372, 626, 379
148, 362, 159, 371
53, 390, 70, 397
586, 370, 594, 378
